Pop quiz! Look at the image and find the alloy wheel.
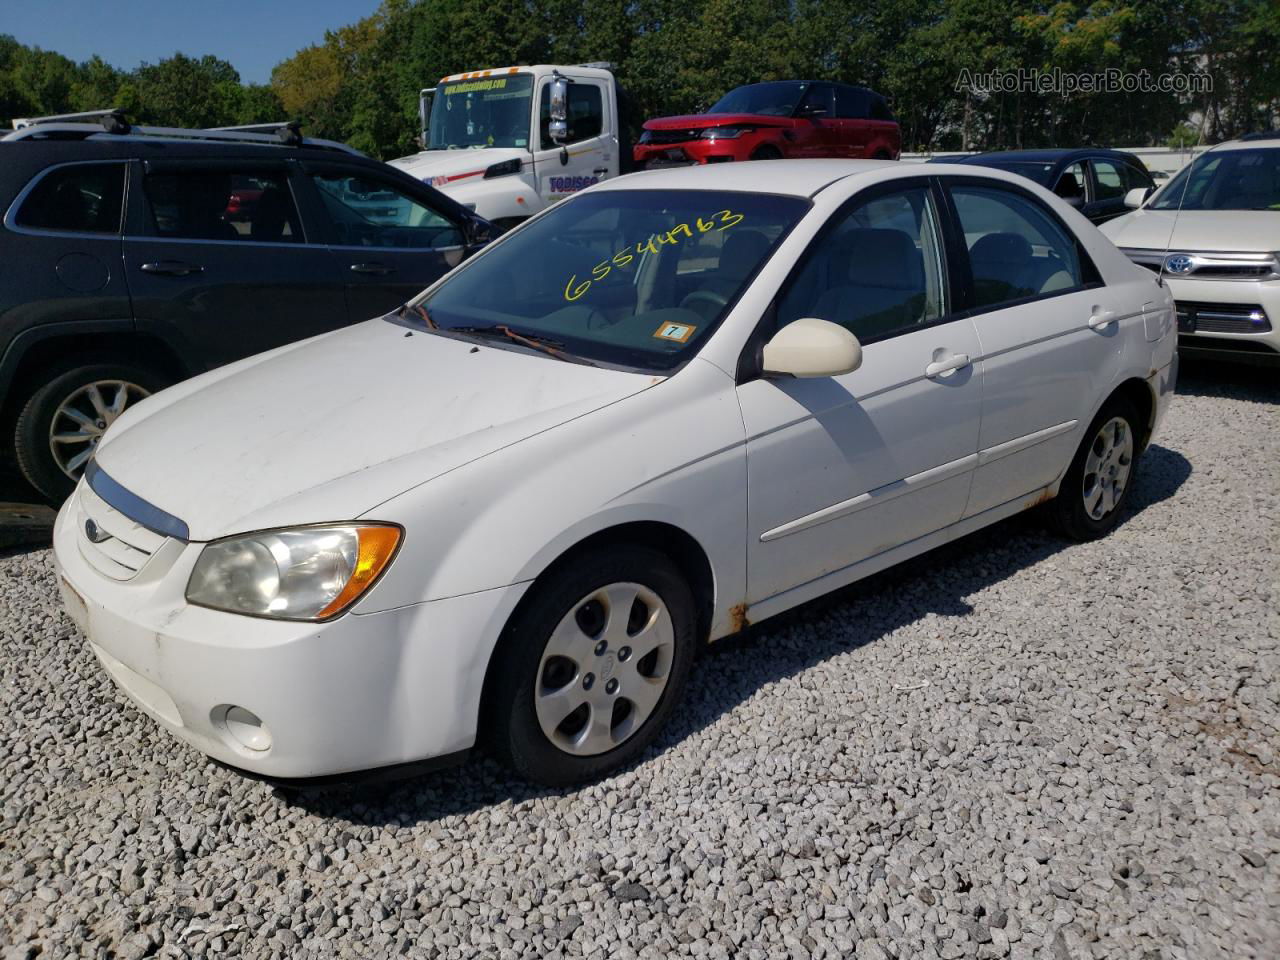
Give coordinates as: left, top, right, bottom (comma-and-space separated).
48, 379, 150, 479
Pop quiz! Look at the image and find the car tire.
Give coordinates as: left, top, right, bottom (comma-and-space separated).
750, 145, 783, 161
1048, 395, 1143, 541
14, 361, 168, 504
485, 544, 697, 786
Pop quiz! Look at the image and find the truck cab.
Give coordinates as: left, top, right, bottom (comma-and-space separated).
389, 63, 626, 231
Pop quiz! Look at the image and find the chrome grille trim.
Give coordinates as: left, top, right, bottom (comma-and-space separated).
1121, 248, 1280, 281
75, 483, 168, 581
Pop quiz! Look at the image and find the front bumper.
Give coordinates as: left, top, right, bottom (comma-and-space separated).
1164, 276, 1280, 364
53, 490, 527, 779
633, 138, 751, 168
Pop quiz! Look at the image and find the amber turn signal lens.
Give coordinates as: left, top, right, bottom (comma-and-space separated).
315, 525, 402, 619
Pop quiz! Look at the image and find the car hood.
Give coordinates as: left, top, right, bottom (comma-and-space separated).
1100, 208, 1280, 253
643, 113, 793, 132
388, 147, 528, 188
94, 320, 657, 541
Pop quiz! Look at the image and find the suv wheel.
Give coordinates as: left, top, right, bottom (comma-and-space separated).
15, 362, 168, 503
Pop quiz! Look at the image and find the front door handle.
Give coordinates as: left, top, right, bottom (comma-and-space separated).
140, 260, 203, 277
1088, 308, 1117, 330
350, 262, 395, 276
925, 353, 971, 379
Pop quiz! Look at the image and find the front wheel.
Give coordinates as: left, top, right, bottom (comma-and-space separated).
14, 362, 168, 503
485, 545, 697, 786
1048, 396, 1142, 541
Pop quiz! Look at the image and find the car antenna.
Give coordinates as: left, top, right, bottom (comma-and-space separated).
1154, 140, 1204, 290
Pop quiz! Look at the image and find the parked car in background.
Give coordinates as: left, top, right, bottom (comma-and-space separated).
1102, 133, 1280, 365
54, 159, 1174, 786
934, 149, 1155, 225
634, 81, 900, 169
0, 114, 493, 501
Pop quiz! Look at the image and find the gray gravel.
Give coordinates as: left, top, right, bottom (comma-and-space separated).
2, 361, 1277, 960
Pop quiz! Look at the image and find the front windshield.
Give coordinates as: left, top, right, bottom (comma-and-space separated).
428, 74, 534, 150
707, 82, 808, 117
1150, 148, 1280, 211
974, 161, 1056, 186
397, 189, 809, 371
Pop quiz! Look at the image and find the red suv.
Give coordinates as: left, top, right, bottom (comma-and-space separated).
634, 81, 900, 169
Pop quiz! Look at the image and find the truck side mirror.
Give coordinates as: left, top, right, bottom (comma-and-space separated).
549, 77, 569, 144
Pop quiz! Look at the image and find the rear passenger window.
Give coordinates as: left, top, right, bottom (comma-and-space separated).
777, 186, 947, 343
950, 185, 1088, 309
143, 169, 302, 243
836, 87, 869, 120
16, 163, 125, 234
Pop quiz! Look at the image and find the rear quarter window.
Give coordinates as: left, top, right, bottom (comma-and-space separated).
14, 163, 126, 234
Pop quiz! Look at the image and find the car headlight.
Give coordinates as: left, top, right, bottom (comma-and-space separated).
700, 126, 748, 140
638, 129, 654, 144
186, 524, 401, 621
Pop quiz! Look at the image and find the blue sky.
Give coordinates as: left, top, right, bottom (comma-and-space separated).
5, 0, 383, 84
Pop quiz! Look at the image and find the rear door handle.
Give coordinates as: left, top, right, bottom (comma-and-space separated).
350, 262, 395, 276
140, 260, 203, 277
925, 353, 971, 378
1088, 308, 1117, 330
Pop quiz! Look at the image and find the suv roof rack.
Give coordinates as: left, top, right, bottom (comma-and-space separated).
3, 110, 363, 156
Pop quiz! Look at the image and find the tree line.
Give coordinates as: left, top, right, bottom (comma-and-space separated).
3, 0, 1277, 160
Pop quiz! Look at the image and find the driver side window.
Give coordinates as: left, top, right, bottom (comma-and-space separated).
776, 186, 948, 343
310, 173, 461, 249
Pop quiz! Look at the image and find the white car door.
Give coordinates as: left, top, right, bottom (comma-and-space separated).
533, 76, 613, 204
944, 179, 1126, 517
737, 180, 984, 605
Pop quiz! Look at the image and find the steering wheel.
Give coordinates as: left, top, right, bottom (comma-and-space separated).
679, 289, 729, 321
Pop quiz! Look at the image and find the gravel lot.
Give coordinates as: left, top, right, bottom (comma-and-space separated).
2, 360, 1276, 960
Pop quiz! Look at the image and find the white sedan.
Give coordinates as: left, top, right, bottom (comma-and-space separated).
53, 160, 1177, 786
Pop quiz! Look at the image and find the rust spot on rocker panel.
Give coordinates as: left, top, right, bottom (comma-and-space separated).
728, 603, 750, 633
1025, 486, 1054, 509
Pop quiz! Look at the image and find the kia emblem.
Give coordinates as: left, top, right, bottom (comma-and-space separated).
84, 518, 110, 544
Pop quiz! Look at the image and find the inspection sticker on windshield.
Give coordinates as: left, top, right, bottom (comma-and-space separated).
654, 321, 696, 343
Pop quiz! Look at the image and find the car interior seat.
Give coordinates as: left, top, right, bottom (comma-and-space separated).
251, 187, 296, 242
814, 227, 926, 339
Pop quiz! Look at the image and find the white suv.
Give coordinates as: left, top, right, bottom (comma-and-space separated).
1101, 133, 1280, 365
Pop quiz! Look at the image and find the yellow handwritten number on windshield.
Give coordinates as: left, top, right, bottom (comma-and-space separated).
564, 209, 745, 302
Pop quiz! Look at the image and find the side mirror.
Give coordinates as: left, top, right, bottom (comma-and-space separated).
418, 87, 435, 145
549, 77, 569, 144
762, 317, 862, 378
1124, 186, 1152, 209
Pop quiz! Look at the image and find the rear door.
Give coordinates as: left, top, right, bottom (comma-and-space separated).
832, 86, 872, 157
942, 177, 1123, 517
123, 159, 348, 368
2, 159, 131, 333
301, 163, 469, 321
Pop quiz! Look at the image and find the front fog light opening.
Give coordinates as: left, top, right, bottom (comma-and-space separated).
214, 704, 272, 754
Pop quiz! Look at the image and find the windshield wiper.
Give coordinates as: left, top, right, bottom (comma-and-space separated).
446, 324, 598, 366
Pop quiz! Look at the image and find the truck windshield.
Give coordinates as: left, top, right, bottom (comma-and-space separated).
393, 189, 810, 371
707, 82, 808, 117
428, 74, 534, 150
1149, 149, 1280, 211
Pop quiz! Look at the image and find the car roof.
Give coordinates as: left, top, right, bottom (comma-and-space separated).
957, 148, 1140, 165
1210, 136, 1280, 152
600, 159, 901, 198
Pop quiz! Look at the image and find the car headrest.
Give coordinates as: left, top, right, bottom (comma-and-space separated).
251, 188, 291, 240
970, 232, 1033, 266
842, 228, 923, 290
1054, 174, 1083, 200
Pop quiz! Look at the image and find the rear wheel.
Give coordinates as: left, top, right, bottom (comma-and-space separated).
486, 545, 697, 786
1048, 396, 1142, 541
750, 145, 783, 161
14, 361, 169, 503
